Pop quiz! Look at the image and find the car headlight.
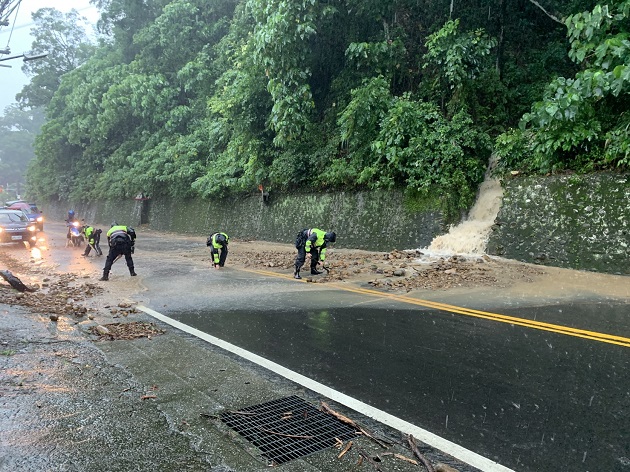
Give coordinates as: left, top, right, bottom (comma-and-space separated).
28, 225, 37, 232
37, 216, 43, 222
0, 227, 3, 233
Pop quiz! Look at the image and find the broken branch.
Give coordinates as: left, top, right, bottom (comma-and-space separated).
227, 410, 258, 416
382, 452, 419, 465
320, 402, 390, 448
0, 270, 36, 292
258, 427, 313, 439
407, 435, 435, 472
338, 441, 353, 459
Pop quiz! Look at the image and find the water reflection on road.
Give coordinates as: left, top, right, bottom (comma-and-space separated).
165, 297, 629, 472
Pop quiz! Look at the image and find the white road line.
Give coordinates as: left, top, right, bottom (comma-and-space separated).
137, 305, 515, 472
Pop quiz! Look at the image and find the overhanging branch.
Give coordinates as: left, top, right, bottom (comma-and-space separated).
528, 0, 564, 25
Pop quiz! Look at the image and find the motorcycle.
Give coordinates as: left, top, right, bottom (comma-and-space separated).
66, 220, 84, 248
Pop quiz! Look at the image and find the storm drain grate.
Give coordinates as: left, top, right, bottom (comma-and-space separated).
220, 395, 358, 464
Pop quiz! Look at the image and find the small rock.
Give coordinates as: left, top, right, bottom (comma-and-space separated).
393, 269, 406, 276
49, 314, 59, 322
95, 325, 110, 335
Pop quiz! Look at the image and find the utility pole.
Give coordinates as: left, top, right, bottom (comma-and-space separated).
0, 0, 23, 30
0, 0, 23, 57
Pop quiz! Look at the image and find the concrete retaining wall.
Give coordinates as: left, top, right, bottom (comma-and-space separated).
43, 190, 444, 252
42, 172, 630, 275
486, 173, 630, 275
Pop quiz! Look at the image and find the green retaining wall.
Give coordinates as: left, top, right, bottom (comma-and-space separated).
43, 190, 444, 252
42, 173, 630, 274
486, 173, 630, 275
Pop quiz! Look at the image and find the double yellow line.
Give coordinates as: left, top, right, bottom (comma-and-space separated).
242, 267, 630, 348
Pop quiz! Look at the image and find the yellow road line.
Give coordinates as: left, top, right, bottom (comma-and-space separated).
241, 267, 630, 348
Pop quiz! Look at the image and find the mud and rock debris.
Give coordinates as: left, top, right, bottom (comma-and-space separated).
89, 321, 165, 340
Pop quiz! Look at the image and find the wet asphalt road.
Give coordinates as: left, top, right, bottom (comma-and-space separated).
123, 229, 630, 472
25, 224, 630, 472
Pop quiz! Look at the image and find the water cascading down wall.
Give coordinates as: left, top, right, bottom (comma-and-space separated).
46, 173, 630, 275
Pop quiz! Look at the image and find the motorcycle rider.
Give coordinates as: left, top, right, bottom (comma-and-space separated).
65, 209, 78, 242
206, 232, 229, 268
66, 209, 76, 224
82, 224, 103, 257
293, 228, 336, 279
100, 222, 136, 281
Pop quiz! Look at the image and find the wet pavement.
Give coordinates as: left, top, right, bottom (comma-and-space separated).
1, 222, 629, 471
151, 289, 630, 472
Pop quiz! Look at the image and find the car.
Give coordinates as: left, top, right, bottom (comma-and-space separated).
5, 201, 44, 231
0, 209, 38, 247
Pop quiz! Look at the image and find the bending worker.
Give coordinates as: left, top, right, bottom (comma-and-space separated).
294, 228, 336, 279
82, 224, 103, 257
207, 232, 229, 268
100, 222, 137, 281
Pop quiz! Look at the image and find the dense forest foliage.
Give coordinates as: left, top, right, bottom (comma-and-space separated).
14, 0, 629, 219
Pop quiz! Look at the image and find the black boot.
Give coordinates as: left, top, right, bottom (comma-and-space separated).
129, 268, 137, 276
311, 268, 323, 275
294, 269, 301, 280
99, 271, 109, 281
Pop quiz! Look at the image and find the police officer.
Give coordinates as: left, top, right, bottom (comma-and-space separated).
82, 224, 103, 257
294, 228, 336, 279
100, 222, 136, 281
206, 232, 229, 269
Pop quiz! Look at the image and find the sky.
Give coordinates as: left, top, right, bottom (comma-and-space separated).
0, 0, 100, 112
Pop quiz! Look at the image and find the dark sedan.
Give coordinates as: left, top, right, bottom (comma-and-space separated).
5, 201, 44, 231
0, 210, 38, 247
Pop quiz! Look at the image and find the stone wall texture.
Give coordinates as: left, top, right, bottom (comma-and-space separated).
44, 190, 444, 253
486, 173, 630, 275
43, 173, 630, 275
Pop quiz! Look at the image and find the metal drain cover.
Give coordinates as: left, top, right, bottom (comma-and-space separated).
220, 395, 358, 464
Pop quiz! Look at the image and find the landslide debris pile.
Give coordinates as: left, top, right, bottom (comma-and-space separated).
89, 321, 165, 340
0, 252, 103, 318
228, 246, 545, 291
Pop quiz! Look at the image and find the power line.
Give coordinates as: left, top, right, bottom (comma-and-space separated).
0, 5, 98, 37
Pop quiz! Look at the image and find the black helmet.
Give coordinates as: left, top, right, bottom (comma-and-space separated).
325, 231, 336, 243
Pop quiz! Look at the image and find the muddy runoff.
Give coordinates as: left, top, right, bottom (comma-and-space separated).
1, 237, 487, 472
3, 224, 629, 472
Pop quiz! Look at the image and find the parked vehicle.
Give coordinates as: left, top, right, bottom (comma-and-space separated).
5, 201, 44, 231
0, 209, 38, 247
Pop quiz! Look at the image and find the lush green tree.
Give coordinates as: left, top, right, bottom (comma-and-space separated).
423, 19, 497, 116
17, 8, 95, 108
25, 0, 620, 215
497, 0, 630, 173
0, 105, 45, 191
333, 77, 490, 218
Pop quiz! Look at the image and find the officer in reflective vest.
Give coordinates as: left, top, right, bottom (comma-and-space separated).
100, 222, 137, 281
82, 225, 103, 257
207, 232, 229, 269
293, 228, 336, 279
